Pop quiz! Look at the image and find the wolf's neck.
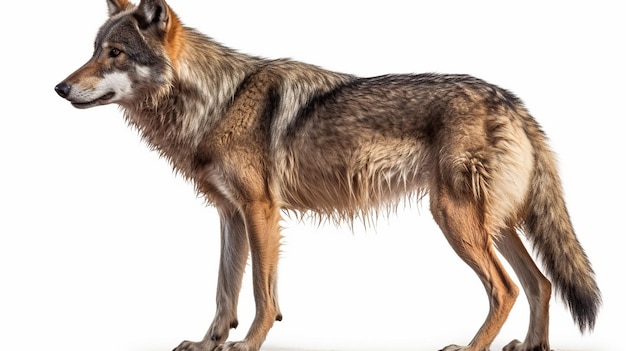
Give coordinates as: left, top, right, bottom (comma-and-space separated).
121, 31, 260, 179
173, 33, 259, 140
125, 31, 259, 149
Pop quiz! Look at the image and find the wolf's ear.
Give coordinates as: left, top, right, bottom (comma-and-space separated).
135, 0, 170, 34
107, 0, 132, 16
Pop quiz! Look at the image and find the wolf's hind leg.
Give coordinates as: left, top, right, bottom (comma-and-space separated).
430, 186, 519, 351
495, 228, 551, 351
174, 206, 250, 351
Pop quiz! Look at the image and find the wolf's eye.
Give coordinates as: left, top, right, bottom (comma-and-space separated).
110, 48, 122, 58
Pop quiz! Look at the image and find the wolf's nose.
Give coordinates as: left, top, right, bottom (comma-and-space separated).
55, 82, 70, 98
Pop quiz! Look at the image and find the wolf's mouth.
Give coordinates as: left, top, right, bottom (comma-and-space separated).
71, 92, 115, 109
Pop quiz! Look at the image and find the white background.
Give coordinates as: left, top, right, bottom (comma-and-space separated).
1, 1, 623, 350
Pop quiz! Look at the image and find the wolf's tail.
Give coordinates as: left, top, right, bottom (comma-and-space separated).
522, 117, 601, 332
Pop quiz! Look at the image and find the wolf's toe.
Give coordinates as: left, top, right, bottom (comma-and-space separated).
173, 340, 217, 351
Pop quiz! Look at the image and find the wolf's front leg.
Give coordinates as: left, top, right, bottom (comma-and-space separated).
174, 207, 250, 351
215, 201, 283, 351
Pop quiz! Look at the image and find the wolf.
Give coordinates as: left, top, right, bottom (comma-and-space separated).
55, 0, 601, 350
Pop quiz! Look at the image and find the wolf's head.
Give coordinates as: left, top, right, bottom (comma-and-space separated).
55, 0, 180, 109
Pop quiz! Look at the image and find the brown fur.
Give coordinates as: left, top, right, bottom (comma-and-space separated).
55, 1, 601, 350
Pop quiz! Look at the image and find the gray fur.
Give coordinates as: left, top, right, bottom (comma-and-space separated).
55, 1, 600, 350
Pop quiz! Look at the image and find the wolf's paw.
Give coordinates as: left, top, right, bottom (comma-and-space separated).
440, 345, 470, 351
215, 341, 258, 351
503, 339, 550, 351
502, 339, 522, 351
173, 340, 218, 351
440, 345, 490, 351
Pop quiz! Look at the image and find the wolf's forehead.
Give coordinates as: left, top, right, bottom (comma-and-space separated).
94, 16, 163, 66
96, 17, 142, 47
